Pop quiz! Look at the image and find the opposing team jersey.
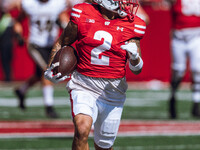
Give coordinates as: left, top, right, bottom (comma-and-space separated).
70, 3, 146, 78
172, 0, 200, 29
22, 0, 66, 47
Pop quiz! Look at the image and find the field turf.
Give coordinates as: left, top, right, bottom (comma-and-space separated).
0, 81, 200, 150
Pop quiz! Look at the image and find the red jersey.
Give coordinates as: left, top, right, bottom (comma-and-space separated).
172, 0, 200, 29
70, 3, 146, 78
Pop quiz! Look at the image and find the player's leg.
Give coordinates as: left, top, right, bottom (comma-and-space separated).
42, 76, 58, 118
28, 44, 58, 118
14, 44, 45, 109
169, 70, 184, 118
94, 100, 123, 150
15, 71, 41, 110
190, 37, 200, 117
169, 37, 187, 119
73, 114, 93, 150
69, 89, 98, 150
191, 71, 200, 117
28, 44, 49, 71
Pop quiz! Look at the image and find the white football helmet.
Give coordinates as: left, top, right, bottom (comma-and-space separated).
93, 0, 139, 21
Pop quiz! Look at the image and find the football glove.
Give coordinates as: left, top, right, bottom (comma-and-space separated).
44, 63, 69, 83
121, 42, 139, 60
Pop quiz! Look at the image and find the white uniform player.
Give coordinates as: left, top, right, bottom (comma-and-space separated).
14, 0, 67, 118
22, 0, 66, 48
169, 0, 200, 119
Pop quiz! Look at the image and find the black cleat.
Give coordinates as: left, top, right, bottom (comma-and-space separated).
192, 102, 200, 118
46, 106, 59, 119
15, 89, 26, 110
169, 96, 177, 119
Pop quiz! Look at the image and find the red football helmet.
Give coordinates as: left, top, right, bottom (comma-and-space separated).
93, 0, 139, 21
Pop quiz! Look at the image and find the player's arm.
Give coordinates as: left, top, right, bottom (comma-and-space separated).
13, 0, 26, 33
45, 21, 77, 83
121, 38, 143, 75
13, 2, 26, 46
57, 10, 70, 30
47, 21, 78, 67
137, 3, 150, 25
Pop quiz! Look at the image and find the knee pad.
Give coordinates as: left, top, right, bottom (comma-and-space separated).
94, 119, 120, 149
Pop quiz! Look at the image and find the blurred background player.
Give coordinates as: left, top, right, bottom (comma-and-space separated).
45, 0, 146, 149
0, 3, 13, 82
0, 0, 24, 82
167, 0, 200, 118
13, 0, 68, 118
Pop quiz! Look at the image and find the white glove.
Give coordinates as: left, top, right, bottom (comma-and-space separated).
121, 42, 139, 60
44, 63, 69, 84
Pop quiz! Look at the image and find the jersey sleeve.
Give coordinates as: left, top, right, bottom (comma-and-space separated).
132, 17, 146, 39
120, 16, 146, 41
70, 4, 83, 25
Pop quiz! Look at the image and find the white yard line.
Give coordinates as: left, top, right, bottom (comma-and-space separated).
0, 90, 192, 107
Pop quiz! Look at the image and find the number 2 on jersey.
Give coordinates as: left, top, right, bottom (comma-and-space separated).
91, 31, 113, 66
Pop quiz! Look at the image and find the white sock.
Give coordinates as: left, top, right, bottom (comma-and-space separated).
192, 92, 200, 103
43, 85, 54, 106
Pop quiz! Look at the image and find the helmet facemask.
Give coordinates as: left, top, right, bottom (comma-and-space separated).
115, 0, 139, 21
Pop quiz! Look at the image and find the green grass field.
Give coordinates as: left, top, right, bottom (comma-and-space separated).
1, 136, 200, 150
0, 81, 200, 150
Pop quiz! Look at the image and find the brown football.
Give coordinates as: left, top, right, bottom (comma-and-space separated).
52, 46, 77, 77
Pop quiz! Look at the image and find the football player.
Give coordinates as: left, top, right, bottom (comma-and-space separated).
0, 0, 14, 82
45, 0, 146, 149
14, 0, 68, 118
167, 0, 200, 119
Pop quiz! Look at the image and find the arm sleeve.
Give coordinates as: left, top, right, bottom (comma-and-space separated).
132, 17, 146, 39
70, 4, 83, 25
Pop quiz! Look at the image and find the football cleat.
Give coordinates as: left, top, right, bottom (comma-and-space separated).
15, 89, 26, 110
46, 106, 59, 118
192, 102, 200, 118
169, 96, 177, 119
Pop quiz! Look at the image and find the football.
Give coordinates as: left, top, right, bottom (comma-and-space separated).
52, 46, 77, 77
